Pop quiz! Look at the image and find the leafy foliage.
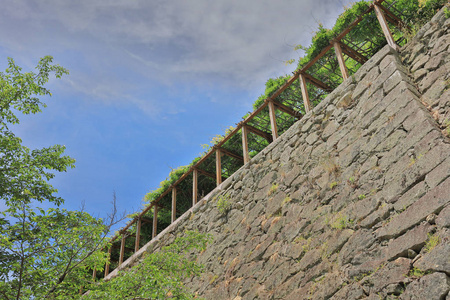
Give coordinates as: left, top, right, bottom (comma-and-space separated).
0, 56, 74, 206
216, 193, 232, 215
0, 208, 111, 299
424, 232, 440, 253
84, 231, 212, 300
0, 57, 117, 300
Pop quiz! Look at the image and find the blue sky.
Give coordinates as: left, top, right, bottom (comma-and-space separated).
1, 0, 353, 229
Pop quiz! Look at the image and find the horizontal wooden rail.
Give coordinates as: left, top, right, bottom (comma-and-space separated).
218, 147, 244, 162
245, 124, 273, 143
272, 101, 303, 118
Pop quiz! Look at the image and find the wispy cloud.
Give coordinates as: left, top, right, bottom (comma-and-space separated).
0, 0, 353, 115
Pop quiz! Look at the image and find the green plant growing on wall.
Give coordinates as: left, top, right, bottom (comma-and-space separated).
282, 196, 292, 206
444, 7, 450, 18
329, 181, 339, 190
408, 267, 427, 278
358, 194, 366, 200
320, 242, 330, 260
216, 193, 232, 215
330, 213, 354, 230
443, 119, 450, 137
398, 0, 449, 39
424, 233, 440, 253
302, 237, 313, 253
268, 183, 279, 196
347, 176, 359, 189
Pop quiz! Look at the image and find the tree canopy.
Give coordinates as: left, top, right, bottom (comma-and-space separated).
0, 56, 114, 300
84, 231, 211, 300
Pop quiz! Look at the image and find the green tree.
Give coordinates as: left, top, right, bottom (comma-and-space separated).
84, 231, 211, 300
0, 56, 117, 299
0, 56, 73, 206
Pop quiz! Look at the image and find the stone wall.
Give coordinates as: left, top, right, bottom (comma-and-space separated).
111, 6, 450, 299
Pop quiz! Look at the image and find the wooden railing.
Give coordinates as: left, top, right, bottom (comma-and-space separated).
97, 0, 406, 279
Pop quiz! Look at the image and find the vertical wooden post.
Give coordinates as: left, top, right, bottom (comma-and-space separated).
268, 100, 279, 140
334, 42, 349, 80
118, 234, 125, 266
134, 217, 141, 253
171, 187, 177, 223
152, 205, 158, 239
374, 4, 397, 49
92, 268, 97, 280
242, 126, 250, 164
104, 247, 112, 277
299, 74, 312, 113
192, 169, 198, 206
216, 149, 222, 185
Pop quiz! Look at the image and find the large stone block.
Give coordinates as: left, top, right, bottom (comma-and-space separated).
384, 224, 431, 261
377, 177, 450, 240
400, 272, 450, 300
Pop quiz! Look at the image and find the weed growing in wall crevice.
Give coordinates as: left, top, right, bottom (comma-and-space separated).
424, 232, 440, 253
408, 267, 428, 278
216, 193, 232, 216
268, 183, 279, 196
329, 181, 339, 190
330, 213, 354, 230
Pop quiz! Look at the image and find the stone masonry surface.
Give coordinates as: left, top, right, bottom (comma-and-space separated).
111, 6, 450, 300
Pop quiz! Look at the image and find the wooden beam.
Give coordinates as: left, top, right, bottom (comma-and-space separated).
196, 167, 227, 182
377, 3, 409, 30
216, 149, 222, 185
245, 124, 273, 143
111, 244, 134, 252
196, 168, 216, 180
268, 100, 279, 140
272, 101, 303, 118
141, 218, 152, 224
193, 169, 198, 206
152, 205, 158, 239
218, 147, 244, 162
242, 126, 250, 164
334, 41, 349, 80
111, 243, 121, 249
301, 73, 332, 92
118, 234, 125, 266
374, 4, 397, 50
104, 246, 112, 278
153, 202, 181, 215
299, 74, 312, 113
339, 42, 368, 65
171, 188, 177, 223
134, 217, 141, 253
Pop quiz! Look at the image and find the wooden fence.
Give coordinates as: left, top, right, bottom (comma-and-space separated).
97, 0, 409, 278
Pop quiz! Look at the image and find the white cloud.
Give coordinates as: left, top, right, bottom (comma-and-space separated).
0, 0, 354, 113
